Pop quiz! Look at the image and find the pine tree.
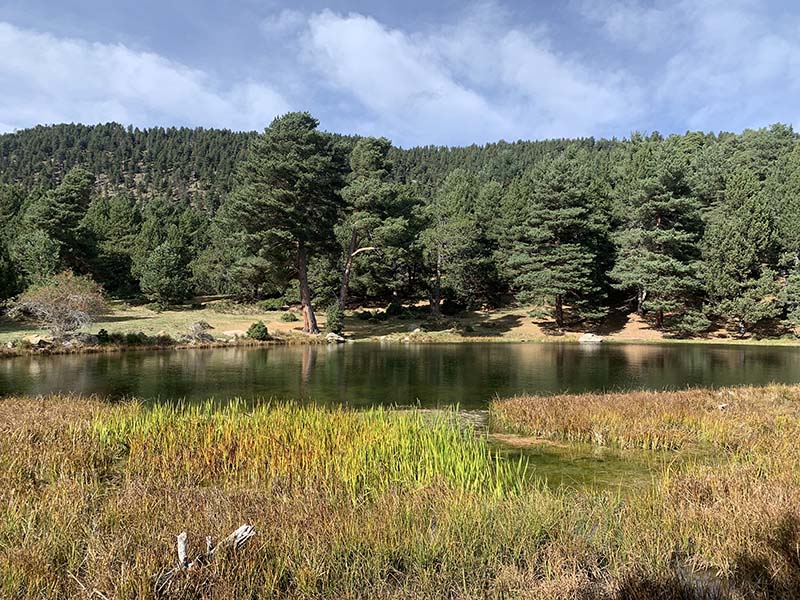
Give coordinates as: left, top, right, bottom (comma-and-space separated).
702, 170, 781, 334
336, 137, 417, 308
507, 148, 610, 327
139, 241, 192, 307
9, 229, 61, 287
24, 167, 96, 271
610, 151, 704, 330
219, 113, 345, 333
421, 169, 499, 314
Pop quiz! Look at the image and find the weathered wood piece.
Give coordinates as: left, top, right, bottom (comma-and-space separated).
154, 524, 255, 597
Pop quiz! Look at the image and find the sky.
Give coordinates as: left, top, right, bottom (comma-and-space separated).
0, 0, 799, 147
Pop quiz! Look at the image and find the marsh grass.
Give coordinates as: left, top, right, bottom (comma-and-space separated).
2, 388, 800, 598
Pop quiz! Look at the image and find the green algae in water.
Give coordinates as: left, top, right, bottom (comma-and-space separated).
489, 434, 691, 491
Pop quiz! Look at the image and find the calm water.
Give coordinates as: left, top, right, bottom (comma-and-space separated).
2, 342, 800, 408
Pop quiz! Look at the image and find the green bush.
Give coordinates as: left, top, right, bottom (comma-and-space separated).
357, 310, 372, 320
281, 311, 300, 323
97, 328, 110, 344
247, 320, 270, 341
325, 303, 344, 334
385, 302, 403, 317
259, 297, 286, 311
124, 332, 149, 345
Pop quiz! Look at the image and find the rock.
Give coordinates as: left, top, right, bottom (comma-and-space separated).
222, 330, 247, 339
406, 323, 421, 332
187, 321, 215, 342
326, 332, 346, 343
24, 335, 53, 348
5, 341, 14, 349
73, 333, 99, 346
578, 333, 603, 344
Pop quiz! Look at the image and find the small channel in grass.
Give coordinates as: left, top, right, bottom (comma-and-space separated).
489, 433, 695, 491
437, 408, 708, 491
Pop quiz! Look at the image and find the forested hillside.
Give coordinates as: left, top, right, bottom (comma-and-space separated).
1, 118, 799, 336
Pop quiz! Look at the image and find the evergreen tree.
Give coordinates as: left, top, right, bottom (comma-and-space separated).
610, 151, 704, 330
219, 112, 345, 333
10, 229, 61, 287
702, 170, 781, 334
0, 240, 19, 301
506, 148, 610, 327
23, 167, 95, 271
337, 137, 415, 307
139, 241, 192, 307
82, 193, 141, 294
421, 169, 499, 314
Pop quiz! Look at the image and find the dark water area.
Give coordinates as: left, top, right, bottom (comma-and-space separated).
2, 342, 800, 408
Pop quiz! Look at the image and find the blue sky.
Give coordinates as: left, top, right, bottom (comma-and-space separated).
1, 0, 798, 147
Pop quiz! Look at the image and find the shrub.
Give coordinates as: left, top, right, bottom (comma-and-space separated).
326, 303, 344, 334
385, 302, 403, 317
124, 332, 149, 345
9, 271, 108, 337
357, 310, 373, 320
247, 321, 270, 341
97, 328, 110, 344
259, 297, 286, 311
281, 311, 299, 323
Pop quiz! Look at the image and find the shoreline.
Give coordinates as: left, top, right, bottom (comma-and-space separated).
3, 328, 800, 359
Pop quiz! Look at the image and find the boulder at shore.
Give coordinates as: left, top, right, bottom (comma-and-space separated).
578, 333, 603, 344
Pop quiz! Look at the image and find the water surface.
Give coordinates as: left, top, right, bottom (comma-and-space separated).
2, 342, 800, 408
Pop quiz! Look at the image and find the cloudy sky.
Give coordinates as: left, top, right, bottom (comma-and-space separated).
1, 0, 798, 147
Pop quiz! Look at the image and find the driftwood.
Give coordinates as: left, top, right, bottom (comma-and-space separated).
154, 524, 255, 596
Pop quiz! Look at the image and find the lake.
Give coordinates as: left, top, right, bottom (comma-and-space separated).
2, 341, 800, 407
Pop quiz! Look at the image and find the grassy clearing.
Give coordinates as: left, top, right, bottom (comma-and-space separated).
3, 299, 800, 352
0, 301, 309, 345
2, 388, 800, 598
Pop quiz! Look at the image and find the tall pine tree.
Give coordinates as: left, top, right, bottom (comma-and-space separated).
610, 150, 704, 330
507, 148, 610, 328
220, 113, 344, 333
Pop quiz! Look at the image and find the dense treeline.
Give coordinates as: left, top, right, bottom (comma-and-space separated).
1, 117, 800, 336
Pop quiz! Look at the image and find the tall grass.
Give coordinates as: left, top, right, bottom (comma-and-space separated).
92, 400, 527, 497
2, 389, 800, 598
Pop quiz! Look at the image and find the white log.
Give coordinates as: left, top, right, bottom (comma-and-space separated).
176, 531, 188, 569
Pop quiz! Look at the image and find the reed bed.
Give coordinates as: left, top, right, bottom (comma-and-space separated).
491, 385, 800, 453
2, 388, 800, 598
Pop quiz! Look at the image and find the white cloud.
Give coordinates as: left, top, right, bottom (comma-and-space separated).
302, 7, 642, 145
0, 22, 289, 133
577, 0, 800, 132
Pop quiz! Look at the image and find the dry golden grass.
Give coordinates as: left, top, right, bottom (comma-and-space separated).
2, 388, 800, 598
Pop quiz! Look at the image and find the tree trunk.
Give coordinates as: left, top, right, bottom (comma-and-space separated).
430, 246, 442, 316
339, 232, 358, 308
297, 242, 319, 334
555, 294, 564, 328
655, 308, 664, 329
637, 287, 647, 316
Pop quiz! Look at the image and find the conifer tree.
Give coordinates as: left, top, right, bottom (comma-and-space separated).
421, 169, 499, 314
336, 137, 419, 308
702, 170, 781, 334
507, 148, 610, 327
139, 241, 192, 307
23, 167, 95, 271
610, 151, 704, 329
220, 113, 344, 333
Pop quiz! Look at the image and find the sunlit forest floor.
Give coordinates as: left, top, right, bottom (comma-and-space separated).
2, 385, 800, 598
1, 298, 797, 348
